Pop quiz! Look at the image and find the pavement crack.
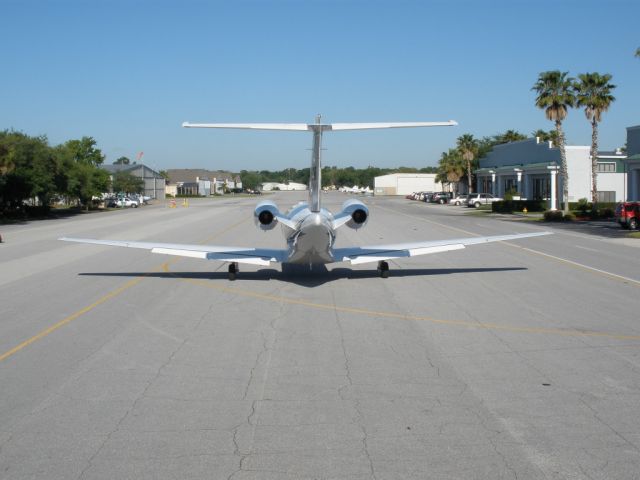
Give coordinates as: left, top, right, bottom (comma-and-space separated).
332, 291, 377, 480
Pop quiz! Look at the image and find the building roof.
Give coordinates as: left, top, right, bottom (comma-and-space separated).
598, 150, 627, 158
102, 163, 162, 176
166, 169, 236, 184
476, 161, 559, 174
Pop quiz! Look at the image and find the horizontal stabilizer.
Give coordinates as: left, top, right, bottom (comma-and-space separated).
182, 120, 458, 132
329, 121, 458, 130
182, 122, 309, 131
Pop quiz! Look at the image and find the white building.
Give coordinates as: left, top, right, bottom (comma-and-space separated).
374, 173, 442, 196
260, 182, 307, 191
475, 138, 626, 209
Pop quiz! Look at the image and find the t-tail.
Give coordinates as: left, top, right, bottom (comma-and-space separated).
182, 116, 458, 211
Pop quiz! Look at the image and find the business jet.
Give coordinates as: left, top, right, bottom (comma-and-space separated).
60, 116, 550, 280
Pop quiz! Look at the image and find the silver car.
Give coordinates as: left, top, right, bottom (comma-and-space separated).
450, 194, 469, 206
467, 193, 502, 208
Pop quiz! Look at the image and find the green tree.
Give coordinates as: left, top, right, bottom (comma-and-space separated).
456, 134, 479, 194
0, 131, 59, 210
66, 163, 110, 209
532, 129, 559, 144
573, 72, 616, 205
63, 136, 105, 166
56, 137, 108, 209
436, 148, 465, 192
495, 130, 527, 144
112, 171, 144, 194
532, 70, 575, 213
635, 47, 640, 58
113, 156, 130, 165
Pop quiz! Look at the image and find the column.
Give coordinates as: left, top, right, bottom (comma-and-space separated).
515, 170, 522, 196
490, 171, 496, 195
549, 168, 557, 210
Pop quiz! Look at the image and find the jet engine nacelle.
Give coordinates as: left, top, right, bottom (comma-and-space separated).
340, 198, 369, 229
254, 200, 281, 231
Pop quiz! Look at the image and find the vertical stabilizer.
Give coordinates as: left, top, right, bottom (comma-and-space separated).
309, 115, 323, 212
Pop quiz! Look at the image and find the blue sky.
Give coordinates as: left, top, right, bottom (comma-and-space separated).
2, 0, 639, 171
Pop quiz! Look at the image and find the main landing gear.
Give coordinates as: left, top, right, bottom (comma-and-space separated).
377, 260, 389, 278
228, 262, 239, 281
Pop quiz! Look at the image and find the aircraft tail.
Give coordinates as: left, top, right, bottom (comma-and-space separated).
182, 118, 457, 211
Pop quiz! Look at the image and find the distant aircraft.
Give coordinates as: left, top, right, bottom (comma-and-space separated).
60, 116, 551, 280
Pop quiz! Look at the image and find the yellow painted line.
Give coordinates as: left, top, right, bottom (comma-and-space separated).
165, 264, 640, 342
0, 217, 250, 363
0, 275, 146, 363
377, 204, 640, 287
505, 244, 640, 287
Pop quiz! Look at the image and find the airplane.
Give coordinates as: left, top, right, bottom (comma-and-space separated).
60, 116, 551, 280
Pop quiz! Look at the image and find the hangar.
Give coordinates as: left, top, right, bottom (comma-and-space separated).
374, 173, 442, 196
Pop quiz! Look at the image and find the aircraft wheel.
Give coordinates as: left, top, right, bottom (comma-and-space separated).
378, 260, 389, 278
228, 262, 238, 281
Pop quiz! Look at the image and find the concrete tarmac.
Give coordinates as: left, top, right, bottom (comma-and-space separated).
1, 192, 639, 479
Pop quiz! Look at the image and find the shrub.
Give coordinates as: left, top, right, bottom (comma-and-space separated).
492, 200, 547, 213
543, 210, 575, 222
576, 198, 590, 216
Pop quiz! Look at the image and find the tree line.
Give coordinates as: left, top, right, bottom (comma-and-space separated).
0, 131, 143, 215
239, 165, 438, 190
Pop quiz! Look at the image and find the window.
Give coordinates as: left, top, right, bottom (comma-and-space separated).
597, 191, 615, 202
597, 163, 616, 173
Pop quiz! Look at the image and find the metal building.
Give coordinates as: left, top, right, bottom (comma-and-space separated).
374, 173, 441, 196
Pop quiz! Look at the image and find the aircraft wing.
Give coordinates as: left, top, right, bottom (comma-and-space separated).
59, 237, 286, 266
333, 232, 551, 265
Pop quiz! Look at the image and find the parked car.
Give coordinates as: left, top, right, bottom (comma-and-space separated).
418, 192, 433, 202
467, 193, 503, 208
116, 197, 139, 208
430, 192, 452, 204
450, 194, 469, 206
615, 201, 640, 229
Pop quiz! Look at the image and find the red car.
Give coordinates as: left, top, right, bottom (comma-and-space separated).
615, 202, 640, 229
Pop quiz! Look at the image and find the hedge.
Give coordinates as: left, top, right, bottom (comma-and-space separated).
492, 200, 547, 213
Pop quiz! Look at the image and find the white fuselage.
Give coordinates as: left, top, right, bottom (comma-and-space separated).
281, 203, 336, 265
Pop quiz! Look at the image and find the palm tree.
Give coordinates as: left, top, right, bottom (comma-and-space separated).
573, 72, 616, 205
532, 71, 575, 213
532, 129, 559, 144
456, 134, 479, 194
497, 130, 527, 144
436, 148, 465, 192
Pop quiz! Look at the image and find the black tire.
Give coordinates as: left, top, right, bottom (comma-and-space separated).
630, 218, 638, 230
228, 263, 238, 281
439, 199, 445, 204
378, 261, 389, 278
474, 202, 481, 208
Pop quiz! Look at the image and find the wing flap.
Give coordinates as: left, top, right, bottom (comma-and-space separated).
338, 244, 465, 265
